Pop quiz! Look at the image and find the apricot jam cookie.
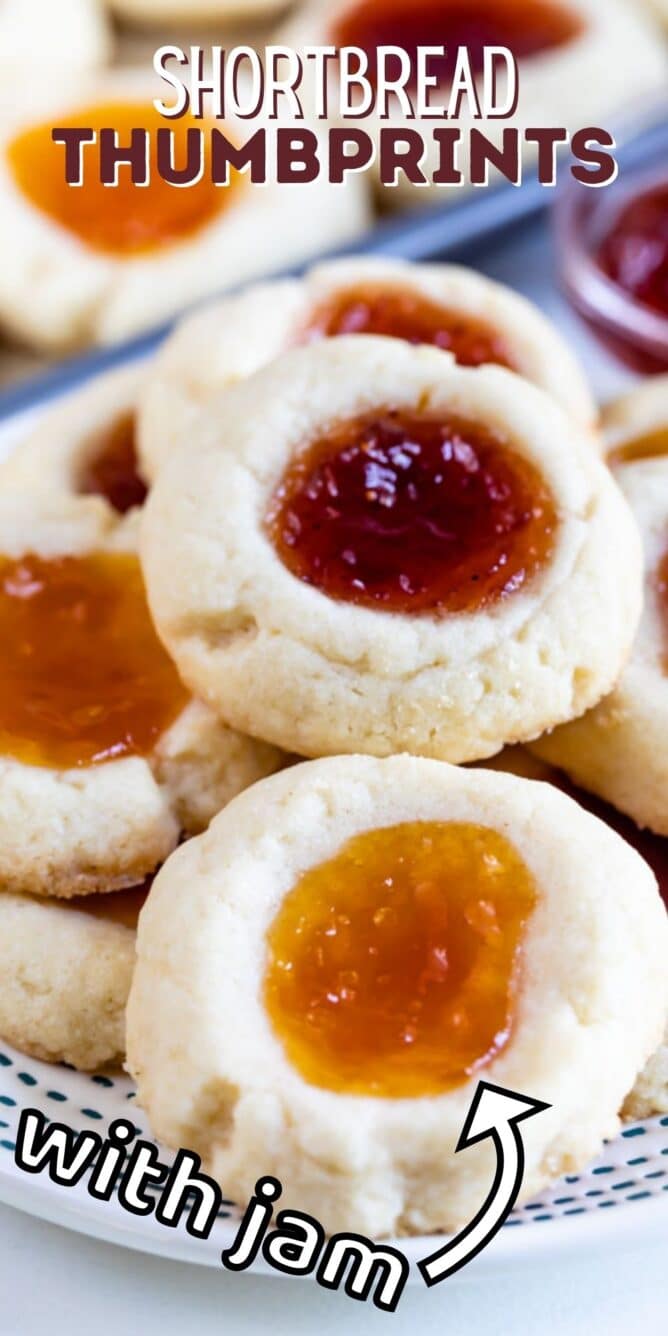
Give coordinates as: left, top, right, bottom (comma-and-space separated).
480, 746, 668, 1120
0, 487, 283, 899
0, 73, 369, 351
279, 0, 667, 208
0, 0, 111, 83
0, 882, 148, 1071
126, 754, 668, 1236
141, 336, 641, 763
138, 257, 598, 480
533, 379, 668, 834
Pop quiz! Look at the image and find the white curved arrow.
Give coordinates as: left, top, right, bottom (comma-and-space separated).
419, 1080, 550, 1285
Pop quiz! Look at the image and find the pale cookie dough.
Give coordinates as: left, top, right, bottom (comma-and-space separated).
279, 0, 668, 207
0, 0, 111, 84
126, 754, 668, 1237
108, 0, 286, 23
481, 746, 668, 1120
0, 488, 284, 899
533, 379, 668, 834
140, 336, 642, 763
138, 257, 598, 480
0, 72, 370, 351
0, 887, 141, 1070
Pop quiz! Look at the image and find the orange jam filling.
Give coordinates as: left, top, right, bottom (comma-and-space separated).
78, 412, 147, 515
267, 410, 557, 614
264, 821, 537, 1097
0, 552, 188, 769
608, 427, 668, 468
8, 102, 231, 256
66, 877, 152, 929
332, 0, 583, 88
301, 284, 517, 369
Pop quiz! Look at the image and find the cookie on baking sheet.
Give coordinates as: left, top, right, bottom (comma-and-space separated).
0, 72, 370, 351
137, 257, 598, 481
279, 0, 667, 208
0, 883, 147, 1071
0, 0, 111, 83
480, 745, 668, 1120
126, 754, 668, 1236
108, 0, 286, 22
0, 480, 284, 899
533, 378, 668, 835
140, 336, 641, 763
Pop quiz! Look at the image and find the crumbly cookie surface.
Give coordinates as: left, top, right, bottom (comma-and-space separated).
137, 258, 598, 480
533, 381, 668, 833
140, 336, 641, 762
0, 381, 285, 896
126, 754, 668, 1237
0, 72, 370, 351
0, 891, 136, 1070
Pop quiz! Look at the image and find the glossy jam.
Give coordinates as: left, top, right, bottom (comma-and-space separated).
267, 410, 557, 614
608, 427, 668, 468
0, 552, 188, 769
597, 184, 668, 322
8, 102, 231, 256
302, 284, 517, 369
333, 0, 583, 89
264, 821, 536, 1097
78, 413, 147, 515
66, 878, 152, 928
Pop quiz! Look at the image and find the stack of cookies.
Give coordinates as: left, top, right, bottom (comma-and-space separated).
2, 256, 668, 1238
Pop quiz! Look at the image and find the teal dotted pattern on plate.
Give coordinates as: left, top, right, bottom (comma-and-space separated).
1, 1042, 667, 1241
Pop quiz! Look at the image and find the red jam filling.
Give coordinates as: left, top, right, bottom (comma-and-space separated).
0, 552, 189, 769
78, 413, 147, 515
302, 284, 517, 369
264, 820, 537, 1097
267, 410, 557, 614
597, 184, 668, 322
332, 0, 583, 88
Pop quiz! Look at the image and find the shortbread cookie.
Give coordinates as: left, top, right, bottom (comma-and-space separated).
533, 379, 668, 833
0, 0, 111, 83
280, 0, 667, 207
109, 0, 285, 22
127, 754, 668, 1236
0, 487, 283, 899
0, 882, 146, 1070
0, 72, 370, 351
141, 336, 641, 762
481, 746, 668, 1119
138, 258, 598, 480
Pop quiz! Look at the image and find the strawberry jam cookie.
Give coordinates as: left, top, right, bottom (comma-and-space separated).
141, 336, 641, 762
481, 746, 668, 1121
0, 73, 369, 351
533, 379, 668, 834
0, 0, 111, 85
280, 0, 667, 207
0, 881, 148, 1071
126, 755, 668, 1236
138, 257, 597, 481
0, 482, 283, 899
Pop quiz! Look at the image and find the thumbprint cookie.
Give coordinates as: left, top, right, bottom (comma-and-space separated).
0, 0, 111, 84
138, 257, 598, 481
0, 73, 370, 351
126, 754, 668, 1237
140, 336, 641, 763
0, 882, 147, 1070
480, 746, 668, 1120
279, 0, 667, 207
533, 378, 668, 835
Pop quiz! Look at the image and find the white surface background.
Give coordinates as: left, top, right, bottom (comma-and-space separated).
0, 217, 665, 1334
